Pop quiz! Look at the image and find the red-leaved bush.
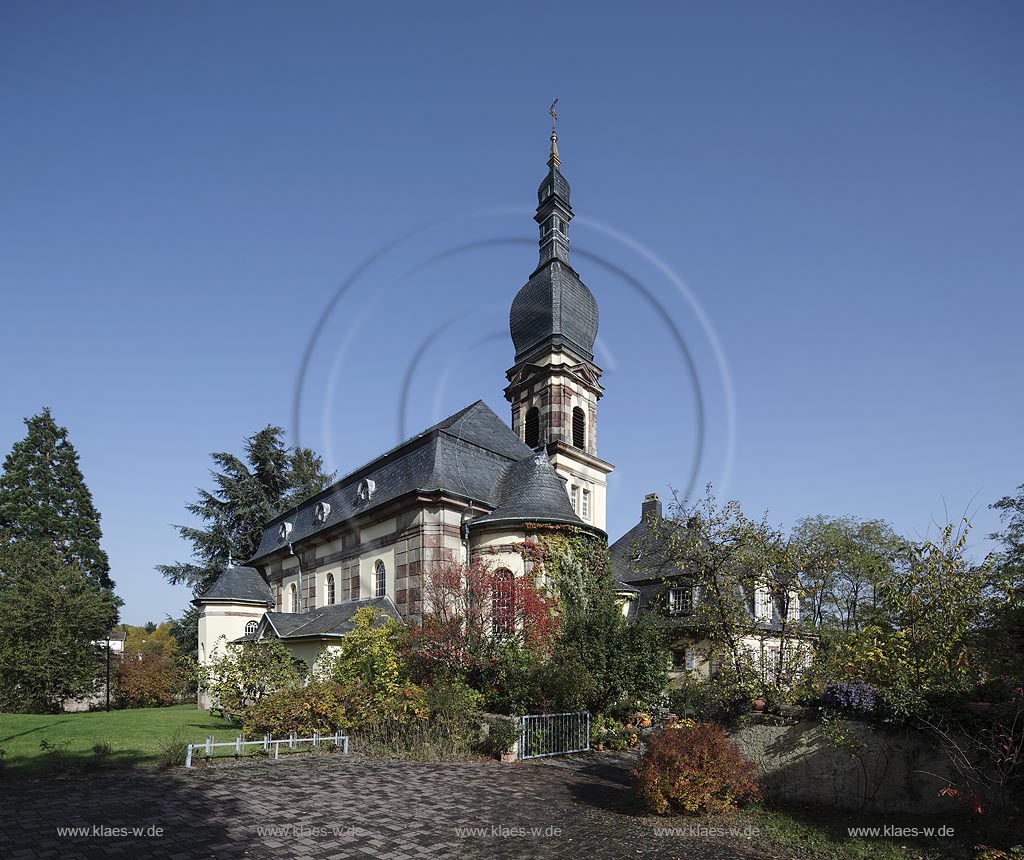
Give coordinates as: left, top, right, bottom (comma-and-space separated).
632, 723, 761, 814
114, 653, 182, 709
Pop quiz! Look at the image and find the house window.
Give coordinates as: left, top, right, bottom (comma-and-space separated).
786, 591, 800, 622
326, 573, 335, 605
686, 649, 695, 672
667, 586, 693, 616
572, 407, 585, 449
245, 620, 258, 636
581, 489, 590, 519
763, 647, 780, 680
671, 649, 686, 670
754, 585, 772, 622
525, 407, 540, 449
374, 560, 386, 598
570, 485, 579, 513
289, 583, 297, 613
492, 568, 515, 636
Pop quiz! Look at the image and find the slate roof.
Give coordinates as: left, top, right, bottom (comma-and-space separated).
510, 260, 599, 363
609, 513, 688, 585
468, 452, 593, 532
258, 596, 403, 640
250, 401, 537, 563
537, 164, 571, 206
195, 564, 275, 606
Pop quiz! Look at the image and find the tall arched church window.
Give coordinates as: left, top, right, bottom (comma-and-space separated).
525, 407, 541, 449
326, 573, 335, 605
572, 407, 585, 450
289, 582, 298, 613
374, 561, 387, 598
492, 569, 515, 636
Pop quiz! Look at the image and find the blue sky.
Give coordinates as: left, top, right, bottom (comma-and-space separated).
2, 2, 1021, 624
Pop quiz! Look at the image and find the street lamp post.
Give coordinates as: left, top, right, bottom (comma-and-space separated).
105, 630, 111, 712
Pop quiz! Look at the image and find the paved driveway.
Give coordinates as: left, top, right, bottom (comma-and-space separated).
1, 753, 775, 859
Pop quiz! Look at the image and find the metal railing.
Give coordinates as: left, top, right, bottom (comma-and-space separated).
519, 711, 590, 759
184, 730, 348, 768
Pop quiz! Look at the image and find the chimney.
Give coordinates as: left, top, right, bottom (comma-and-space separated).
641, 493, 662, 521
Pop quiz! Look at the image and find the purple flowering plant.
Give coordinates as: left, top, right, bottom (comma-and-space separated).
824, 680, 877, 713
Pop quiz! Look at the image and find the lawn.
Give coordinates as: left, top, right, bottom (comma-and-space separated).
0, 704, 237, 777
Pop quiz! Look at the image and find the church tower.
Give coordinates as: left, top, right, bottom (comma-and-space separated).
505, 121, 614, 532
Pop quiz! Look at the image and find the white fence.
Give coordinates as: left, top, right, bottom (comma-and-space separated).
519, 711, 590, 759
184, 730, 348, 768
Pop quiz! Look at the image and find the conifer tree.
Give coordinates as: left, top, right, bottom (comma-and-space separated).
0, 408, 112, 589
159, 426, 334, 655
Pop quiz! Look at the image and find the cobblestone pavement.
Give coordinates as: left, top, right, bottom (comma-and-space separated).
1, 753, 778, 859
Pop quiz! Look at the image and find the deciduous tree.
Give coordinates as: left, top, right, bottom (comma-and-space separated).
0, 538, 120, 712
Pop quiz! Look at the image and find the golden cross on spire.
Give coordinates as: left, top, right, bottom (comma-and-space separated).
548, 98, 560, 168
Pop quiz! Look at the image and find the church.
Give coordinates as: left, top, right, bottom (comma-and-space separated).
196, 125, 613, 671
195, 125, 800, 694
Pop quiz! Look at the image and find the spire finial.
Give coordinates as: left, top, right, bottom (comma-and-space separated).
548, 98, 560, 168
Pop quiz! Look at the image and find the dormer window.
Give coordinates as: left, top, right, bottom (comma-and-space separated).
314, 501, 331, 524
278, 522, 293, 543
356, 478, 376, 503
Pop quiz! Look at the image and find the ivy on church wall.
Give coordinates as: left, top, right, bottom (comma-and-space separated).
519, 525, 613, 617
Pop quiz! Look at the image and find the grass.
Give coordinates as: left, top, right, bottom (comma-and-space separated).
0, 704, 238, 777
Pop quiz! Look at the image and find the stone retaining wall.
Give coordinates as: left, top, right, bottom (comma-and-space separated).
728, 718, 957, 813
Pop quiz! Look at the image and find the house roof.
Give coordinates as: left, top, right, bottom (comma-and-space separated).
469, 452, 594, 532
609, 511, 687, 585
194, 564, 275, 606
257, 596, 403, 640
250, 401, 534, 563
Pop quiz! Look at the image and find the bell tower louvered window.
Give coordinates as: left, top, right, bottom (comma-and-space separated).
572, 407, 585, 450
525, 407, 540, 449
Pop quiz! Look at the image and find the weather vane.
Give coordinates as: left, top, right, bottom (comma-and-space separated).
550, 98, 559, 131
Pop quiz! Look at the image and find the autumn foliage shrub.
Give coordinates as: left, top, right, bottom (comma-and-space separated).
243, 682, 351, 737
114, 653, 182, 708
632, 723, 760, 814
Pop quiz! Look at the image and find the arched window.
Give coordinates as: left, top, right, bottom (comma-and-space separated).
525, 407, 540, 449
492, 568, 515, 636
374, 560, 387, 598
325, 573, 335, 605
289, 582, 297, 613
572, 406, 586, 450
244, 620, 258, 637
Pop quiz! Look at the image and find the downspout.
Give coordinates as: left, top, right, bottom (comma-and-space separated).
460, 500, 476, 567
